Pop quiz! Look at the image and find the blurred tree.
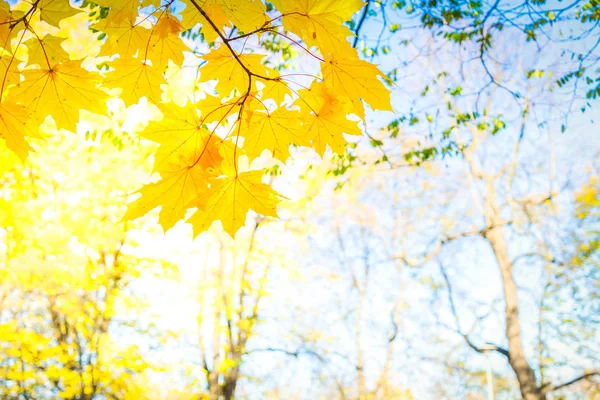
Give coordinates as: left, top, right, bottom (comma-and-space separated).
162, 217, 307, 400
0, 123, 176, 399
323, 1, 600, 398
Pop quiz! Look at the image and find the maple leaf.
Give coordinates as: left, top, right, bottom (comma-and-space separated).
141, 0, 162, 7
273, 0, 363, 56
37, 0, 82, 28
217, 0, 267, 35
122, 162, 211, 232
238, 108, 308, 161
259, 78, 292, 106
10, 60, 108, 131
0, 55, 21, 88
96, 21, 152, 59
182, 0, 266, 43
322, 54, 393, 118
153, 13, 182, 39
195, 93, 239, 125
25, 35, 69, 67
0, 101, 41, 161
297, 82, 362, 155
199, 46, 275, 98
123, 103, 228, 232
181, 0, 227, 43
145, 14, 189, 67
187, 170, 282, 237
95, 0, 140, 26
143, 102, 224, 173
103, 58, 164, 105
0, 5, 24, 52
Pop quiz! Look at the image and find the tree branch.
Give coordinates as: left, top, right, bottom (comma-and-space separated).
353, 0, 370, 48
188, 0, 276, 83
541, 372, 600, 395
439, 262, 510, 359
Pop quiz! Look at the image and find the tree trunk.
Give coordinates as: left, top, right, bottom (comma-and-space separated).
485, 225, 544, 400
222, 365, 239, 400
480, 171, 545, 400
356, 288, 367, 399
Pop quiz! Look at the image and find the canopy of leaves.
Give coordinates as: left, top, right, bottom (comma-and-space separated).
0, 0, 392, 237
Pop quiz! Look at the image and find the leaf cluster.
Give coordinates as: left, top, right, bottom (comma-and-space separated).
0, 0, 392, 237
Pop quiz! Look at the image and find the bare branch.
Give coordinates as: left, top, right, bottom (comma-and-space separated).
541, 372, 600, 395
439, 262, 510, 359
353, 0, 371, 48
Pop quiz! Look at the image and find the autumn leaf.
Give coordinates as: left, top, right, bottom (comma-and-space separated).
95, 0, 140, 26
195, 93, 239, 126
37, 0, 82, 28
181, 0, 228, 43
124, 103, 226, 231
0, 5, 24, 52
0, 101, 40, 161
122, 163, 210, 232
199, 46, 274, 98
297, 82, 362, 155
273, 0, 363, 56
153, 12, 183, 38
259, 78, 292, 106
141, 0, 162, 7
187, 169, 282, 237
217, 0, 267, 35
182, 0, 266, 43
103, 58, 164, 105
96, 21, 152, 59
322, 53, 393, 118
238, 108, 308, 161
0, 55, 21, 88
25, 35, 69, 67
145, 13, 189, 67
10, 60, 108, 131
143, 102, 224, 173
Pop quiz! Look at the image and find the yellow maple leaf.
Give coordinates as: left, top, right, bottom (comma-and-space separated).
322, 53, 393, 118
0, 55, 21, 88
259, 78, 292, 106
195, 93, 239, 125
143, 102, 224, 173
153, 13, 182, 39
0, 101, 41, 161
0, 6, 25, 53
297, 81, 361, 155
182, 0, 266, 42
199, 46, 272, 98
218, 0, 267, 35
96, 21, 152, 59
145, 14, 189, 67
187, 169, 282, 237
272, 0, 363, 56
37, 0, 83, 28
141, 0, 162, 7
181, 0, 227, 43
10, 60, 108, 131
103, 58, 164, 105
95, 0, 140, 26
238, 108, 308, 161
25, 35, 69, 67
122, 162, 211, 232
124, 103, 225, 231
